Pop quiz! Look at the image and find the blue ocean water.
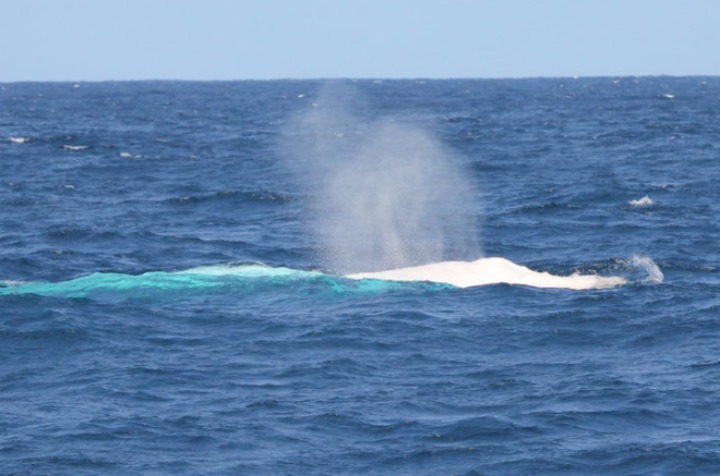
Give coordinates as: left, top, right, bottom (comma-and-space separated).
1, 78, 719, 475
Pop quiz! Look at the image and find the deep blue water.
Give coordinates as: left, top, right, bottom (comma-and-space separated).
1, 78, 720, 475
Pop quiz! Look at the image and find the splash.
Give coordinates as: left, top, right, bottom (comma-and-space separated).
281, 83, 479, 273
625, 256, 664, 284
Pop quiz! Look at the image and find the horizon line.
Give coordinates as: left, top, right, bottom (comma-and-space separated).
2, 74, 719, 84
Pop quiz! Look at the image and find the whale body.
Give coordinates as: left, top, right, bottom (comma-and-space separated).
346, 257, 626, 290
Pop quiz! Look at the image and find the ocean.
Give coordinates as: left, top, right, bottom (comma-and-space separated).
1, 77, 719, 475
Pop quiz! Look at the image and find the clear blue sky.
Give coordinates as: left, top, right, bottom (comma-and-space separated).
1, 0, 718, 81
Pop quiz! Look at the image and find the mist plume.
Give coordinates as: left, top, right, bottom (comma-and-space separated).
281, 83, 480, 273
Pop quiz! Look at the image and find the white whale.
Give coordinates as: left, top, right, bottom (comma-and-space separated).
346, 257, 626, 290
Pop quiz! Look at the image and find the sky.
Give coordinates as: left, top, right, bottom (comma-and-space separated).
1, 0, 718, 81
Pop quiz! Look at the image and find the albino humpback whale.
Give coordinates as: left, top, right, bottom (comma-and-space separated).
347, 257, 626, 290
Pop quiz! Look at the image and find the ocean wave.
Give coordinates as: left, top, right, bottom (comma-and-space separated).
169, 190, 290, 205
63, 145, 88, 151
511, 202, 580, 214
8, 137, 30, 144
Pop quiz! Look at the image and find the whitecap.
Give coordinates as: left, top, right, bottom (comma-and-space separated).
120, 151, 142, 158
63, 145, 88, 151
662, 93, 675, 99
8, 137, 30, 144
629, 195, 654, 207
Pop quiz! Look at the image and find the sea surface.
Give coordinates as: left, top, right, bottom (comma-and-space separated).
1, 77, 719, 475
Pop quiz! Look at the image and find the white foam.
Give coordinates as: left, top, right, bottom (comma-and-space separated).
63, 145, 88, 151
9, 137, 29, 144
629, 195, 654, 207
662, 93, 675, 99
120, 151, 142, 158
347, 257, 627, 290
